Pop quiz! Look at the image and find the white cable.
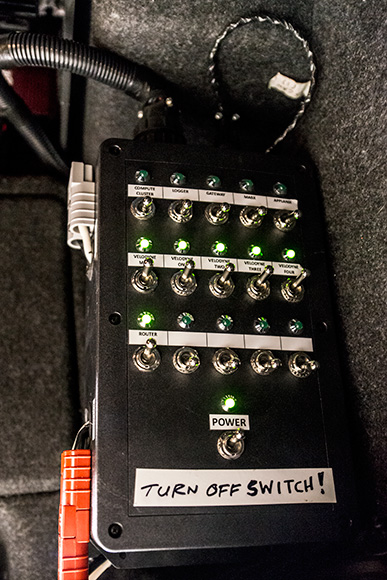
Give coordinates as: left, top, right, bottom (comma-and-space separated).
89, 559, 112, 580
79, 224, 93, 264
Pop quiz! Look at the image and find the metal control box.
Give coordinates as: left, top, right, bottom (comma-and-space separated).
85, 139, 356, 568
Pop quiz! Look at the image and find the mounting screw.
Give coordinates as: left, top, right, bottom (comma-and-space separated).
109, 312, 122, 325
108, 523, 123, 538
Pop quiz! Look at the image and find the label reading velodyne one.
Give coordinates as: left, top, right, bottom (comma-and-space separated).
133, 468, 336, 507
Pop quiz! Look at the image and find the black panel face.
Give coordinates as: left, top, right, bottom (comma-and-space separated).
89, 140, 356, 568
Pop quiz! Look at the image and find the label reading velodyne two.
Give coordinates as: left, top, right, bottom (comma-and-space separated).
133, 468, 336, 507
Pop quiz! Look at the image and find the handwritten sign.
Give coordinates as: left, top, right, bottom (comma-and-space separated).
133, 468, 336, 507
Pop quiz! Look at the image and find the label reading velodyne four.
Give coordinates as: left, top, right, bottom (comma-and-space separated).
133, 468, 336, 507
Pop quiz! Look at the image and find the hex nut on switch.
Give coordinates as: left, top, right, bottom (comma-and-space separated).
173, 347, 200, 374
212, 348, 240, 375
250, 350, 281, 375
133, 338, 161, 372
217, 430, 245, 460
288, 352, 319, 378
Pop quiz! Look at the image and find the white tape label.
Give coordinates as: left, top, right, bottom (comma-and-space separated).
209, 414, 250, 430
133, 468, 336, 507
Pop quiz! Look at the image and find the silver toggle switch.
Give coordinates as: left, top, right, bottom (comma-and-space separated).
130, 195, 155, 220
209, 263, 235, 298
205, 202, 230, 225
288, 352, 320, 378
168, 199, 193, 223
281, 268, 310, 303
217, 430, 245, 460
171, 259, 197, 296
212, 348, 240, 375
246, 264, 274, 300
239, 206, 267, 228
133, 338, 161, 372
250, 350, 281, 375
131, 257, 158, 293
273, 209, 302, 231
173, 346, 200, 374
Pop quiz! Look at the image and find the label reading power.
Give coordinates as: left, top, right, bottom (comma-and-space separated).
209, 414, 250, 430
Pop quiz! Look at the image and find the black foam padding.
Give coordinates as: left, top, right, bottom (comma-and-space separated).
82, 0, 387, 518
0, 492, 59, 580
0, 192, 77, 496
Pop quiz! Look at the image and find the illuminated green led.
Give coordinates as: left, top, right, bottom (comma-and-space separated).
273, 182, 287, 196
249, 244, 262, 259
283, 248, 296, 261
212, 241, 228, 256
174, 238, 190, 254
222, 394, 237, 412
255, 317, 270, 334
136, 237, 152, 252
137, 311, 155, 328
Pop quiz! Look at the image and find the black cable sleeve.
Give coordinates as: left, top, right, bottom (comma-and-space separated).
0, 71, 68, 175
0, 32, 162, 102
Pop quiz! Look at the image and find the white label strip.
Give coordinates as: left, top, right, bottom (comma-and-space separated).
267, 197, 298, 210
244, 335, 282, 350
129, 330, 169, 345
128, 253, 164, 267
163, 186, 199, 201
280, 337, 314, 352
128, 253, 301, 276
128, 185, 298, 209
207, 333, 245, 348
198, 189, 234, 203
133, 468, 336, 507
209, 414, 250, 430
163, 254, 202, 269
168, 331, 207, 347
233, 192, 268, 207
128, 330, 313, 352
128, 184, 164, 198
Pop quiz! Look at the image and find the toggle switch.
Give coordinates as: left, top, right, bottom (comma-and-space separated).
130, 196, 155, 220
168, 199, 193, 223
212, 348, 240, 375
131, 257, 158, 293
273, 209, 301, 231
250, 350, 281, 375
281, 268, 310, 303
239, 206, 267, 228
171, 259, 197, 296
246, 264, 274, 300
133, 338, 161, 372
209, 263, 235, 298
217, 430, 245, 460
173, 346, 200, 374
288, 352, 319, 378
205, 202, 230, 225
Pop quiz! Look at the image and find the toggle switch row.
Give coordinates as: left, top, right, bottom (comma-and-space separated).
130, 196, 301, 230
132, 339, 319, 378
131, 258, 310, 302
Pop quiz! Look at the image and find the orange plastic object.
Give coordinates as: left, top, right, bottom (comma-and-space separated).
58, 449, 91, 580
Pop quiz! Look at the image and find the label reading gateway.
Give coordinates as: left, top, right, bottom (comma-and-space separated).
134, 468, 336, 507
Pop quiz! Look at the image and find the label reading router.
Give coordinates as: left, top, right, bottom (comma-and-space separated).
133, 468, 337, 507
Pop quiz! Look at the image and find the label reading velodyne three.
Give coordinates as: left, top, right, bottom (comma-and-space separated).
133, 468, 336, 507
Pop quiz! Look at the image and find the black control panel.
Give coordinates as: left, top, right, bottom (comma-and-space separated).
86, 139, 356, 568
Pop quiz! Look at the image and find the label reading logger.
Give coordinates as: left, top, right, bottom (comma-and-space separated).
133, 468, 336, 507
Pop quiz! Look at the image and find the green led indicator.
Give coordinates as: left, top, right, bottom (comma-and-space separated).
273, 182, 287, 196
255, 317, 270, 334
174, 238, 190, 254
212, 241, 228, 256
283, 248, 296, 261
135, 169, 150, 184
249, 244, 262, 258
222, 394, 237, 412
137, 311, 155, 328
136, 237, 152, 252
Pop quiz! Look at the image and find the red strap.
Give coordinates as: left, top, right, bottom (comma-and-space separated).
58, 450, 91, 580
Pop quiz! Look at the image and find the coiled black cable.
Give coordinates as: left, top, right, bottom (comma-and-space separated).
0, 32, 161, 102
